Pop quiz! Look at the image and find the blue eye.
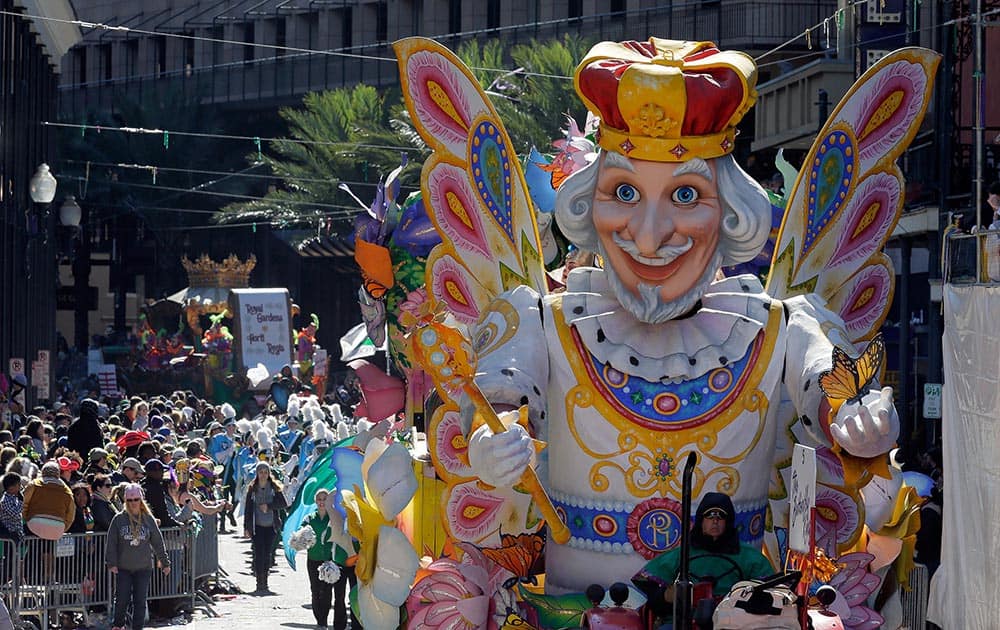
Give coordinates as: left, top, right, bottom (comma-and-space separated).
615, 184, 639, 203
672, 185, 699, 205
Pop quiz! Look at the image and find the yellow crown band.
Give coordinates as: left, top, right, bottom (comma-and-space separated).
596, 124, 737, 162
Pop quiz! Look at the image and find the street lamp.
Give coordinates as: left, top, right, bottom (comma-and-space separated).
27, 163, 58, 241
59, 195, 82, 227
57, 196, 83, 263
29, 163, 57, 204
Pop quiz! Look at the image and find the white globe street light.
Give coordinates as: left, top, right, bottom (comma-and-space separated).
29, 163, 57, 204
59, 195, 82, 227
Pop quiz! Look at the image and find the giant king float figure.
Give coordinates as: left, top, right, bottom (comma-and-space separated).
389, 36, 938, 601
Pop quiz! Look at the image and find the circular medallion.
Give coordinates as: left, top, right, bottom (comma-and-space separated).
708, 368, 732, 392
749, 512, 764, 538
627, 497, 684, 559
592, 514, 619, 538
653, 392, 681, 415
603, 364, 627, 388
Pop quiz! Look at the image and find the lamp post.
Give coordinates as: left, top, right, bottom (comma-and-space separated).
29, 163, 57, 204
27, 163, 57, 243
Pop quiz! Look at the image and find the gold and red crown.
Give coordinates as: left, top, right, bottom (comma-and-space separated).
574, 38, 758, 162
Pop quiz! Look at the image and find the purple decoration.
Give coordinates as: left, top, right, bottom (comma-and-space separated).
392, 198, 441, 257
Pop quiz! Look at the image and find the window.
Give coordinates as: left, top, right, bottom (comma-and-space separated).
74, 47, 87, 84
487, 0, 501, 30
124, 38, 138, 75
242, 22, 255, 62
183, 32, 195, 68
448, 0, 462, 33
210, 26, 223, 67
100, 43, 112, 81
340, 8, 353, 49
154, 35, 167, 76
610, 0, 625, 15
376, 2, 388, 42
275, 18, 287, 56
568, 0, 583, 21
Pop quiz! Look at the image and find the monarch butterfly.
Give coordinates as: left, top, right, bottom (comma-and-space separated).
818, 334, 885, 404
480, 532, 545, 589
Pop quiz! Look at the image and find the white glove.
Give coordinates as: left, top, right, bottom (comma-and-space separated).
830, 387, 899, 458
467, 413, 535, 488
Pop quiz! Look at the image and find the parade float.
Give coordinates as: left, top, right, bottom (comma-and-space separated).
328, 33, 940, 630
126, 254, 300, 407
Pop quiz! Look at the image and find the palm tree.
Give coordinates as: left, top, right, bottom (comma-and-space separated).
213, 84, 427, 229
217, 36, 592, 230
458, 35, 593, 155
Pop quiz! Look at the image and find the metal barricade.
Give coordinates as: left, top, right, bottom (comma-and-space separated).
145, 525, 196, 610
193, 513, 220, 580
2, 524, 201, 627
901, 562, 930, 630
15, 531, 110, 629
0, 538, 19, 620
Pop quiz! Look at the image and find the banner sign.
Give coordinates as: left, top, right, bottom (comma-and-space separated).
230, 289, 293, 385
788, 444, 817, 554
97, 365, 119, 397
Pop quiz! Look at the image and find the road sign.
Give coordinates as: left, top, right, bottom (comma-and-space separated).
923, 383, 942, 419
8, 358, 24, 378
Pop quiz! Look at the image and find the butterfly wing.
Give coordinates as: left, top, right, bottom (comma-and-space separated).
766, 48, 940, 345
853, 334, 884, 391
818, 346, 861, 403
394, 37, 547, 326
817, 334, 885, 403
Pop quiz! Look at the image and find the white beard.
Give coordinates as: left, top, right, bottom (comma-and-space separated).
598, 244, 723, 325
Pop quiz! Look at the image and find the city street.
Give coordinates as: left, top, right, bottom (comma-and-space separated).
187, 530, 339, 630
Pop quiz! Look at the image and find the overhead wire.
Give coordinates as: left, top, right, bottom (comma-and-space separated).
58, 175, 366, 218
7, 0, 974, 87
59, 159, 387, 188
43, 121, 422, 153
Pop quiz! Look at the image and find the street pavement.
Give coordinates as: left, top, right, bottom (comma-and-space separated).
184, 528, 335, 630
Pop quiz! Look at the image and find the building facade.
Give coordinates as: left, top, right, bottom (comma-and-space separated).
60, 0, 838, 116
1, 1, 80, 410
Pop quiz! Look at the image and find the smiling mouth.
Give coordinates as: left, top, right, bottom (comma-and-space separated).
624, 251, 685, 282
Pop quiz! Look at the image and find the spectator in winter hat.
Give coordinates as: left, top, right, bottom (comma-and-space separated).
22, 461, 74, 539
66, 398, 105, 462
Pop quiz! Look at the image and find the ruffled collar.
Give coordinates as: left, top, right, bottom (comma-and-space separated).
559, 269, 774, 381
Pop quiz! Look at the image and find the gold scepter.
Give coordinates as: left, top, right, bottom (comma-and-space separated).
409, 318, 570, 545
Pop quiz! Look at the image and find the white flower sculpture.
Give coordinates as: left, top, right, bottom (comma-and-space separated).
343, 438, 420, 630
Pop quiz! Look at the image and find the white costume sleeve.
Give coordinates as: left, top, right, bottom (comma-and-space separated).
783, 293, 868, 447
459, 284, 550, 435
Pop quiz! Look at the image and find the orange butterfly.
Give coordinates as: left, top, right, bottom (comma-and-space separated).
481, 532, 545, 588
818, 334, 884, 404
354, 238, 394, 299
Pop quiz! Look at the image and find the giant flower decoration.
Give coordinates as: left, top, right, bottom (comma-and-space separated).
814, 484, 864, 555
406, 543, 516, 630
828, 552, 884, 630
343, 438, 420, 629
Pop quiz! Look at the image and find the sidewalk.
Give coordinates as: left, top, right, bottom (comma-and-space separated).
189, 528, 332, 630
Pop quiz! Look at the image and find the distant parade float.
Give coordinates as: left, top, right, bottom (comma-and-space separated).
123, 254, 316, 408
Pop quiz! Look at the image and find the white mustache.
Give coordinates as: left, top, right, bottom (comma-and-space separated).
612, 232, 693, 266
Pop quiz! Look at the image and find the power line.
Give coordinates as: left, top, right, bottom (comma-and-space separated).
59, 159, 389, 188
0, 9, 574, 81
43, 121, 422, 153
60, 175, 366, 217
